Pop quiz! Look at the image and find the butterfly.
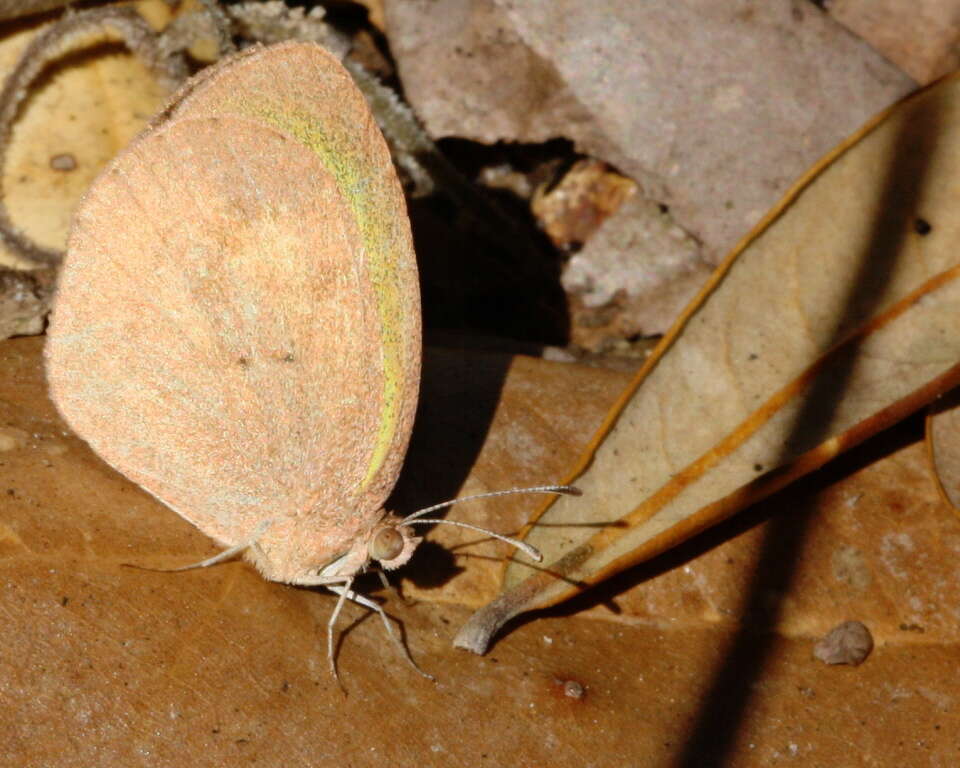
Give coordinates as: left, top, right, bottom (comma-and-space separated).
44, 41, 576, 680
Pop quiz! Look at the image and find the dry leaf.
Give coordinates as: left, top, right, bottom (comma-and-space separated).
384, 0, 913, 261
828, 0, 960, 84
5, 5, 960, 764
0, 1, 173, 267
457, 72, 960, 653
925, 387, 960, 511
395, 348, 630, 606
5, 337, 960, 765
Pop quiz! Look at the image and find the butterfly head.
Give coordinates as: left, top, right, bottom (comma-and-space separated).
367, 515, 421, 570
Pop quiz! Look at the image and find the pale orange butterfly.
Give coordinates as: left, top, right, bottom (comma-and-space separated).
44, 41, 577, 680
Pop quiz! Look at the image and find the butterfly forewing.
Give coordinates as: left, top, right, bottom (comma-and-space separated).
166, 42, 422, 511
46, 47, 421, 583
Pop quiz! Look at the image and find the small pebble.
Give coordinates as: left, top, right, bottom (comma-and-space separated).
563, 680, 585, 700
813, 620, 873, 666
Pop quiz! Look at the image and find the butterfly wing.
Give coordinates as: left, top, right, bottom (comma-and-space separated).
166, 42, 422, 518
45, 47, 420, 583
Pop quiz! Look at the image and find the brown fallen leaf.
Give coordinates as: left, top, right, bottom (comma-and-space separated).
0, 1, 174, 268
924, 386, 960, 512
395, 347, 631, 607
5, 337, 960, 765
457, 71, 960, 653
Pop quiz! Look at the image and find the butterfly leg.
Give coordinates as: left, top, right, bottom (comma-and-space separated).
324, 581, 434, 681
324, 577, 354, 684
125, 519, 273, 573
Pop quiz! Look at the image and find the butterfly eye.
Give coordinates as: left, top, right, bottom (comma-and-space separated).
369, 527, 405, 562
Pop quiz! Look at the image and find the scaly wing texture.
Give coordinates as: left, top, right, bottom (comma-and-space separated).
45, 111, 419, 583
165, 42, 422, 516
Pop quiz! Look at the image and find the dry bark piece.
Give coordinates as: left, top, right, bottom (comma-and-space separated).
532, 159, 709, 343
456, 71, 960, 654
814, 620, 874, 666
354, 0, 387, 32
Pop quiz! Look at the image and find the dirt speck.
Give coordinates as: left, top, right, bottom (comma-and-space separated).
49, 153, 77, 172
814, 620, 873, 666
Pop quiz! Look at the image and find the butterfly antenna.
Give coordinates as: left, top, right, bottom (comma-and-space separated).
400, 485, 581, 563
